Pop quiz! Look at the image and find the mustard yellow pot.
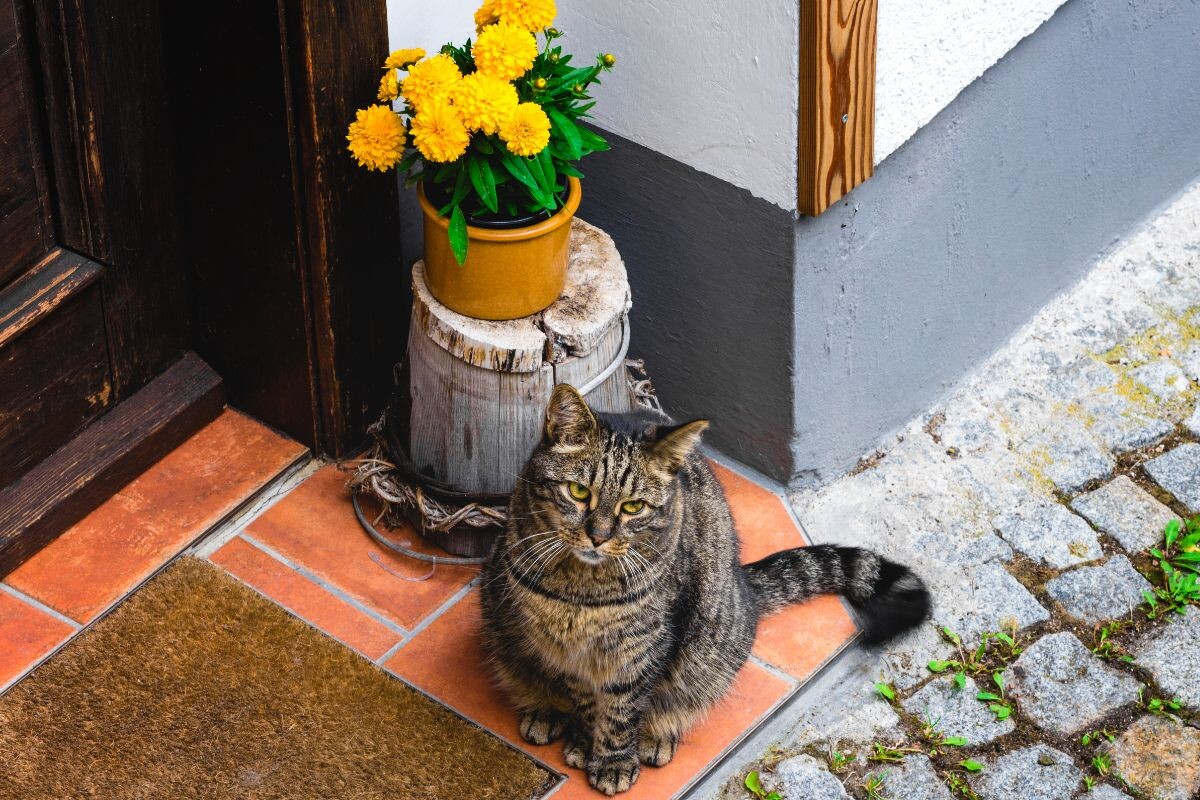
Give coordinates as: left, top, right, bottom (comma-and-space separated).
418, 177, 582, 321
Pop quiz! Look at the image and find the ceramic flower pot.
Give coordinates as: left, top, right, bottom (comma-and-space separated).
418, 177, 581, 321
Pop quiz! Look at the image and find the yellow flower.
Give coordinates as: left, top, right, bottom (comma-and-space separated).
492, 0, 556, 32
346, 105, 406, 171
450, 72, 518, 134
499, 102, 550, 157
377, 70, 399, 101
474, 0, 500, 30
400, 54, 462, 111
410, 100, 470, 163
472, 21, 537, 81
602, 53, 616, 67
384, 47, 426, 70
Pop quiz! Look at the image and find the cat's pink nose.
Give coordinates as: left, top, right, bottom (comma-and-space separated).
586, 522, 613, 546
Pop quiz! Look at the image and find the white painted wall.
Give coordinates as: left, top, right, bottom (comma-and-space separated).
875, 0, 1070, 163
386, 0, 1070, 212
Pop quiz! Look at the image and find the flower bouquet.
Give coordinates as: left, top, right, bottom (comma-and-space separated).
347, 0, 614, 320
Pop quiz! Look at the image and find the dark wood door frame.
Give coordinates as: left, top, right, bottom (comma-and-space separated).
164, 0, 405, 458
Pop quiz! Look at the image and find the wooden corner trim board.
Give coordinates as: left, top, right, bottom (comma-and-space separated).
0, 353, 225, 577
798, 0, 878, 217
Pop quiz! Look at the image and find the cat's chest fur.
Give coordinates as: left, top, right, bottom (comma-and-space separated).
514, 581, 666, 687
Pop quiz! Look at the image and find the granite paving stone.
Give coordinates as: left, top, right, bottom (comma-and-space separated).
1185, 401, 1200, 437
1079, 392, 1174, 453
1133, 605, 1200, 708
1070, 475, 1181, 552
932, 561, 1050, 647
875, 755, 953, 800
760, 754, 850, 800
1044, 555, 1153, 624
901, 676, 1015, 745
992, 501, 1102, 568
969, 745, 1083, 800
1085, 785, 1132, 800
1144, 443, 1200, 513
1176, 342, 1200, 382
1024, 429, 1115, 494
1106, 715, 1200, 800
1007, 632, 1141, 737
1129, 359, 1191, 398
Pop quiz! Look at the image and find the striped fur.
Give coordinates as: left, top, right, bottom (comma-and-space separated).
480, 386, 931, 794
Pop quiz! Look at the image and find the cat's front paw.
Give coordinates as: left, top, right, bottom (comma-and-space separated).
563, 730, 590, 768
638, 732, 678, 766
518, 708, 567, 745
586, 754, 640, 795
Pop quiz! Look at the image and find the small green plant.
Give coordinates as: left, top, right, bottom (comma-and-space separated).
959, 759, 984, 773
827, 749, 855, 773
943, 771, 982, 800
1091, 620, 1134, 663
974, 670, 1013, 721
1091, 751, 1113, 777
1144, 516, 1200, 618
1083, 775, 1096, 791
1080, 729, 1115, 747
918, 715, 966, 755
743, 770, 781, 800
875, 681, 897, 702
862, 772, 890, 800
869, 742, 920, 763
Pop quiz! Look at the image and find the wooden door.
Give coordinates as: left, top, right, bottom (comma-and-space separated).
0, 0, 223, 574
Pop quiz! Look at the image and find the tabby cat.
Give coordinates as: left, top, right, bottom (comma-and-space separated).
480, 385, 931, 795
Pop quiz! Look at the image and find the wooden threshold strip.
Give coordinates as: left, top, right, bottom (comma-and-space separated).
0, 352, 225, 577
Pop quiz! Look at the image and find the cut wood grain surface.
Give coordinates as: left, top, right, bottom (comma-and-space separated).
406, 220, 633, 495
798, 0, 877, 216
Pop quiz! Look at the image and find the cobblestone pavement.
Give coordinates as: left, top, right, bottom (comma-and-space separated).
716, 182, 1200, 800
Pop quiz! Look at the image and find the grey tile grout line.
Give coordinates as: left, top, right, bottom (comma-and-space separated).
238, 533, 410, 638
0, 583, 82, 632
189, 456, 322, 558
747, 654, 800, 687
374, 574, 482, 663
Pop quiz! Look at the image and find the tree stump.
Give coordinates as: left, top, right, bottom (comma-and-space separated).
394, 219, 633, 553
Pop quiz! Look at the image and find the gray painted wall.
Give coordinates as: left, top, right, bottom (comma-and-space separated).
790, 0, 1200, 485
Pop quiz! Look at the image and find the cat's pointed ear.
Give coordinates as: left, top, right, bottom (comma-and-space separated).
650, 420, 709, 473
544, 384, 597, 450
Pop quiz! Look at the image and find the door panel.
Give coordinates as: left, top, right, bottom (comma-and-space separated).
0, 264, 112, 487
0, 0, 52, 288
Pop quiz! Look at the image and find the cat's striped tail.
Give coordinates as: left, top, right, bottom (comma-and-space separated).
742, 545, 931, 643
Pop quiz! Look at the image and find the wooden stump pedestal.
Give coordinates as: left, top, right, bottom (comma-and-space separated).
393, 219, 634, 555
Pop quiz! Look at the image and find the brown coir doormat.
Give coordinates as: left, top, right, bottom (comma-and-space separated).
0, 558, 555, 800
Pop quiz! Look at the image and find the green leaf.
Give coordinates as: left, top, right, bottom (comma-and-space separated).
993, 671, 1005, 692
546, 107, 582, 159
953, 671, 967, 691
1143, 589, 1158, 608
499, 151, 550, 206
976, 691, 1001, 702
467, 156, 498, 214
557, 161, 585, 179
576, 123, 610, 152
941, 627, 962, 647
960, 759, 984, 772
744, 771, 764, 797
874, 682, 896, 702
448, 205, 468, 266
943, 736, 967, 747
928, 660, 951, 673
1165, 518, 1182, 548
990, 704, 1012, 720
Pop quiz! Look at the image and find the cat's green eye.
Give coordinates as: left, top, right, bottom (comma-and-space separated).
567, 481, 590, 501
621, 500, 645, 515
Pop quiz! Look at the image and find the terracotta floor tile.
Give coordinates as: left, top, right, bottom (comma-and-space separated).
0, 591, 74, 687
244, 466, 479, 629
386, 591, 792, 800
5, 409, 307, 623
711, 462, 808, 562
211, 536, 403, 661
752, 595, 859, 679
